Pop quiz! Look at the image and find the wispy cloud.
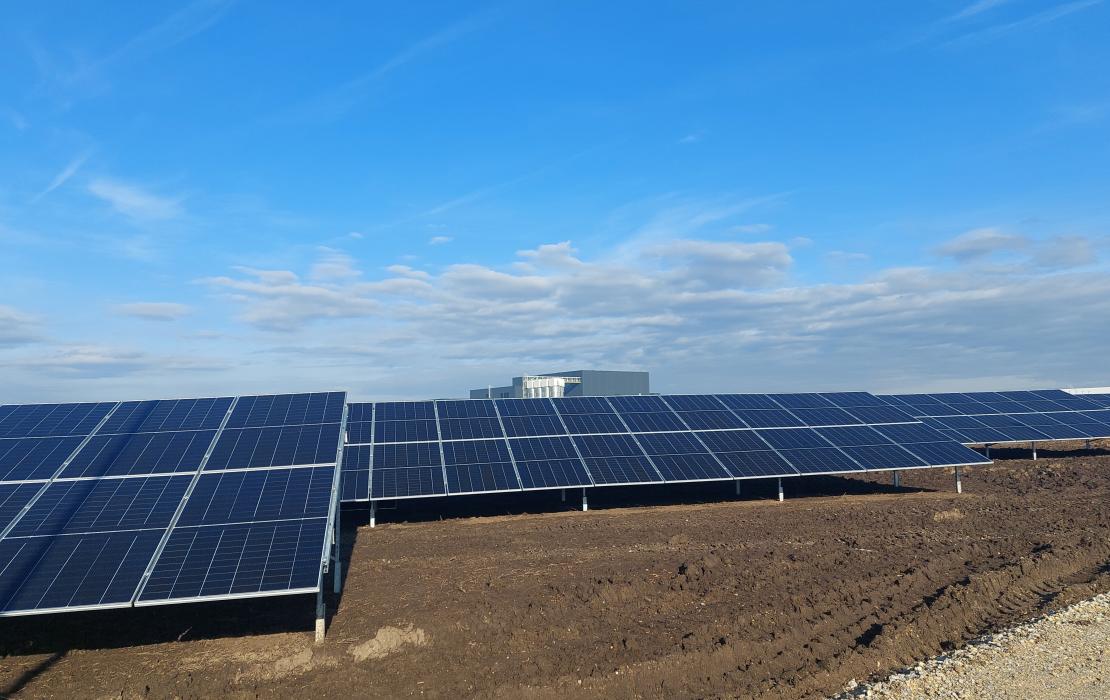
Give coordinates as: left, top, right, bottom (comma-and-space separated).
428, 235, 453, 245
677, 130, 705, 145
32, 150, 93, 202
88, 178, 183, 221
115, 302, 192, 321
284, 14, 488, 122
945, 0, 1015, 22
945, 0, 1102, 47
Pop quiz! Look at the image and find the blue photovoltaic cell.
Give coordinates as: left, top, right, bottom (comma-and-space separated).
341, 444, 371, 502
787, 407, 862, 426
768, 393, 835, 409
346, 403, 373, 422
816, 426, 894, 447
137, 519, 326, 603
973, 414, 1035, 428
559, 413, 627, 434
442, 439, 513, 465
346, 421, 373, 444
509, 437, 580, 461
374, 442, 441, 468
0, 483, 42, 532
374, 419, 438, 443
697, 430, 772, 452
905, 441, 992, 466
445, 462, 520, 494
375, 401, 436, 421
842, 444, 928, 469
494, 399, 556, 416
716, 450, 799, 478
0, 403, 116, 439
957, 427, 1024, 444
662, 395, 726, 411
635, 432, 710, 455
437, 417, 505, 440
515, 459, 593, 489
776, 448, 863, 474
618, 411, 688, 432
60, 430, 216, 478
98, 397, 233, 434
552, 397, 616, 414
572, 434, 661, 484
8, 476, 191, 537
573, 434, 648, 459
873, 423, 953, 443
0, 530, 163, 613
0, 436, 84, 482
225, 392, 345, 428
500, 414, 567, 437
437, 400, 497, 418
936, 416, 989, 430
651, 454, 732, 482
821, 392, 890, 408
715, 394, 781, 410
371, 467, 445, 499
205, 423, 341, 470
755, 429, 830, 450
177, 467, 335, 526
674, 410, 747, 430
845, 406, 916, 424
608, 395, 671, 412
731, 409, 805, 429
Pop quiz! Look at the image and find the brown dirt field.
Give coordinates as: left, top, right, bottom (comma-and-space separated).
1, 441, 1109, 699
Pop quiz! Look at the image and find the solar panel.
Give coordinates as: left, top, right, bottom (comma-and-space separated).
880, 389, 1110, 445
343, 391, 990, 502
0, 392, 345, 617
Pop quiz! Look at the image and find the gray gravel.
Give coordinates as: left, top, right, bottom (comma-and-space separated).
831, 592, 1110, 700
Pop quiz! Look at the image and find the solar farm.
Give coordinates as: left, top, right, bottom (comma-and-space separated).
1, 387, 1109, 698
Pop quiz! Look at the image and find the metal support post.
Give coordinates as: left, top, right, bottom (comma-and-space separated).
1085, 439, 1092, 450
581, 488, 588, 512
561, 488, 566, 503
985, 444, 991, 459
369, 501, 376, 528
955, 466, 963, 494
777, 478, 784, 502
735, 480, 741, 496
314, 589, 326, 643
1031, 441, 1037, 460
893, 470, 901, 488
332, 519, 342, 594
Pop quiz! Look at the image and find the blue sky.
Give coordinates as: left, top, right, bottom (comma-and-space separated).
2, 0, 1109, 402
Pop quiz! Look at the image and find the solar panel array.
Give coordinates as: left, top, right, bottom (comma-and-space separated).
340, 392, 990, 502
879, 390, 1110, 445
0, 393, 346, 617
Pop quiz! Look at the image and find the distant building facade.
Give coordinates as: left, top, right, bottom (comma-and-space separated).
470, 370, 650, 399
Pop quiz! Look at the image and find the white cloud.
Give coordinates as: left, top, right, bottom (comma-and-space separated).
310, 248, 361, 281
115, 302, 192, 321
946, 0, 1014, 22
935, 227, 1027, 261
88, 178, 183, 221
0, 306, 40, 346
34, 151, 92, 202
945, 0, 1102, 47
428, 235, 453, 245
677, 131, 704, 144
1031, 234, 1098, 269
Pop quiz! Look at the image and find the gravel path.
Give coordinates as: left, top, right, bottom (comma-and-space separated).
833, 592, 1110, 699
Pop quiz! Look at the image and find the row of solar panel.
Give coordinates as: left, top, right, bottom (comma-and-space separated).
0, 394, 345, 616
0, 392, 345, 440
345, 393, 919, 446
880, 389, 1110, 417
340, 421, 989, 501
0, 422, 342, 483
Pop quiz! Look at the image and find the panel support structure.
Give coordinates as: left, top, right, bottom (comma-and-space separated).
777, 478, 784, 502
735, 480, 741, 496
1031, 441, 1037, 460
955, 466, 963, 494
985, 445, 991, 459
369, 501, 376, 528
314, 589, 326, 644
332, 514, 342, 595
892, 470, 901, 488
581, 488, 588, 512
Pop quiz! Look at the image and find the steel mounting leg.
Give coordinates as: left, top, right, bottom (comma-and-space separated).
955, 466, 963, 494
985, 444, 991, 459
735, 480, 741, 496
332, 522, 342, 594
561, 488, 566, 503
1031, 441, 1037, 460
314, 589, 326, 643
581, 488, 588, 512
893, 470, 901, 488
369, 501, 376, 528
777, 478, 784, 502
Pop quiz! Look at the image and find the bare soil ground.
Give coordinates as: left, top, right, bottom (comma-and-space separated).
1, 441, 1108, 699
